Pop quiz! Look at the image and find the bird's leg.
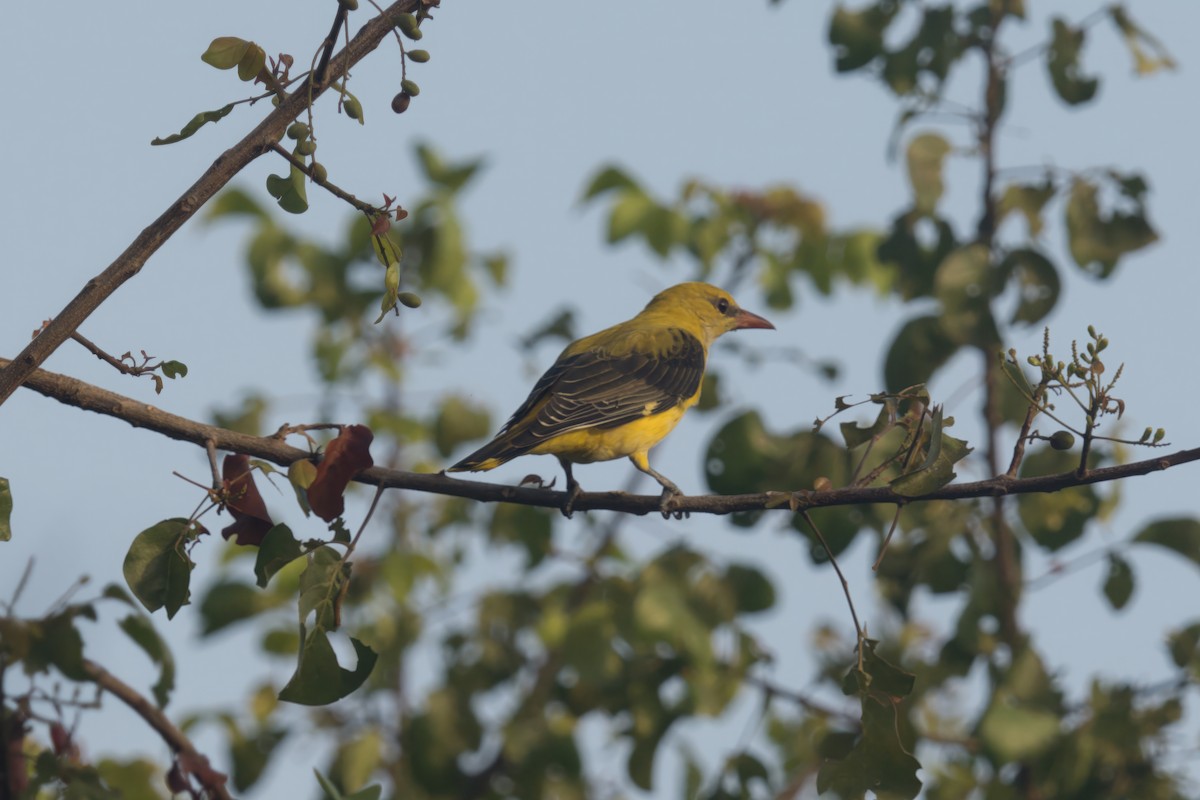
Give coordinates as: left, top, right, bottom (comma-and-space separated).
558, 457, 583, 518
630, 455, 688, 520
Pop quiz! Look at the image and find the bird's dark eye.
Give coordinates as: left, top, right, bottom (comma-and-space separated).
715, 298, 730, 314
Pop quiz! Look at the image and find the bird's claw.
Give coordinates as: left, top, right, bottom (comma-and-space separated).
561, 481, 583, 518
659, 488, 688, 520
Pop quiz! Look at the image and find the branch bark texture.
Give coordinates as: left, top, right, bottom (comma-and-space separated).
9, 357, 1198, 517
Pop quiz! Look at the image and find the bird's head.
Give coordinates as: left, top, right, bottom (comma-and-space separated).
644, 282, 774, 345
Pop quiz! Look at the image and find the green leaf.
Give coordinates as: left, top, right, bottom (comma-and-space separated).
0, 477, 11, 541
278, 630, 377, 705
433, 395, 491, 459
1046, 18, 1099, 105
151, 103, 235, 146
237, 43, 266, 82
580, 165, 640, 201
606, 190, 654, 243
725, 564, 776, 614
891, 406, 972, 497
160, 360, 188, 379
414, 143, 484, 192
122, 519, 194, 618
1102, 553, 1134, 610
1017, 447, 1100, 551
298, 546, 347, 631
999, 180, 1056, 238
1167, 622, 1200, 669
828, 3, 895, 73
933, 244, 1000, 346
1003, 247, 1061, 325
1132, 517, 1200, 568
906, 133, 951, 215
30, 610, 89, 681
265, 165, 309, 214
201, 36, 251, 70
117, 614, 176, 707
1065, 178, 1158, 277
314, 769, 346, 800
883, 314, 959, 392
840, 402, 891, 449
979, 700, 1061, 762
489, 504, 553, 568
816, 695, 922, 798
255, 524, 304, 588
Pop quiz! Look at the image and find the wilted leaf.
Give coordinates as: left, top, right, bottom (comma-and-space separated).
221, 454, 274, 545
308, 425, 375, 522
298, 546, 347, 631
999, 180, 1056, 238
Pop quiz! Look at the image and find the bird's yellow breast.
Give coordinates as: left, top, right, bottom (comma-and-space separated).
528, 401, 693, 464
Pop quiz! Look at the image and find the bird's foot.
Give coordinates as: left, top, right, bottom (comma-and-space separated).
561, 481, 584, 518
659, 487, 688, 520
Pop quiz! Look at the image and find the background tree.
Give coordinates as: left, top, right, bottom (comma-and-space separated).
2, 2, 1198, 799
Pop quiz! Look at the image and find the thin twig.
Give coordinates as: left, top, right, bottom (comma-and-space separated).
0, 0, 423, 409
799, 510, 863, 641
270, 142, 388, 216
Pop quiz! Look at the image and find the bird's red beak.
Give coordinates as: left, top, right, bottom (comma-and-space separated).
734, 308, 775, 330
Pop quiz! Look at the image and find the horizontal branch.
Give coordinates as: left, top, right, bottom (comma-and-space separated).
0, 0, 421, 408
10, 357, 1200, 517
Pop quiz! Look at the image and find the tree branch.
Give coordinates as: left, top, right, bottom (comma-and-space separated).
0, 0, 422, 409
82, 659, 232, 800
8, 357, 1198, 517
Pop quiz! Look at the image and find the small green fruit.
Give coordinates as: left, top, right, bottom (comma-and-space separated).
310, 162, 328, 182
1049, 431, 1075, 451
397, 13, 422, 39
407, 49, 431, 63
339, 0, 359, 9
344, 97, 362, 120
296, 139, 316, 156
398, 292, 422, 309
286, 122, 309, 140
401, 79, 420, 97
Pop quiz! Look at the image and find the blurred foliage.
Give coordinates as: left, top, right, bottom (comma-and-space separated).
3, 3, 1197, 800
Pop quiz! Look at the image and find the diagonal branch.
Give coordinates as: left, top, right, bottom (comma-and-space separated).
82, 659, 232, 800
0, 0, 422, 409
8, 357, 1200, 518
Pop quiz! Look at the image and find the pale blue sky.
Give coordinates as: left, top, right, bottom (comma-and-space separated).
2, 2, 1199, 796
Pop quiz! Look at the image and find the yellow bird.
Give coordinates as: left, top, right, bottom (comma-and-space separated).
447, 282, 774, 515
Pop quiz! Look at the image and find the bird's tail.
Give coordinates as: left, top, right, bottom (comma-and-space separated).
447, 434, 524, 473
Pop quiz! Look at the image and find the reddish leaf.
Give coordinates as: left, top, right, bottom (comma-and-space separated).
221, 454, 274, 545
308, 425, 375, 522
370, 214, 391, 236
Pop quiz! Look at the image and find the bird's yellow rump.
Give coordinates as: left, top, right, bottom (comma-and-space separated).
447, 282, 774, 514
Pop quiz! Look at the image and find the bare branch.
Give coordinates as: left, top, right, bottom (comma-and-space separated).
0, 0, 423, 408
9, 357, 1199, 518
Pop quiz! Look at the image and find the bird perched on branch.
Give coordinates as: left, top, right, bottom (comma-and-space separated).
447, 282, 774, 516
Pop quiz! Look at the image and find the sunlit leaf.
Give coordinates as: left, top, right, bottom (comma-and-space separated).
254, 524, 304, 588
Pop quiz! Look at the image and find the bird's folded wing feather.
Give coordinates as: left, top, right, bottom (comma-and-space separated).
499, 329, 705, 447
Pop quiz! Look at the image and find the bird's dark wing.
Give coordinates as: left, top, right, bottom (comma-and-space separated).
498, 328, 705, 451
